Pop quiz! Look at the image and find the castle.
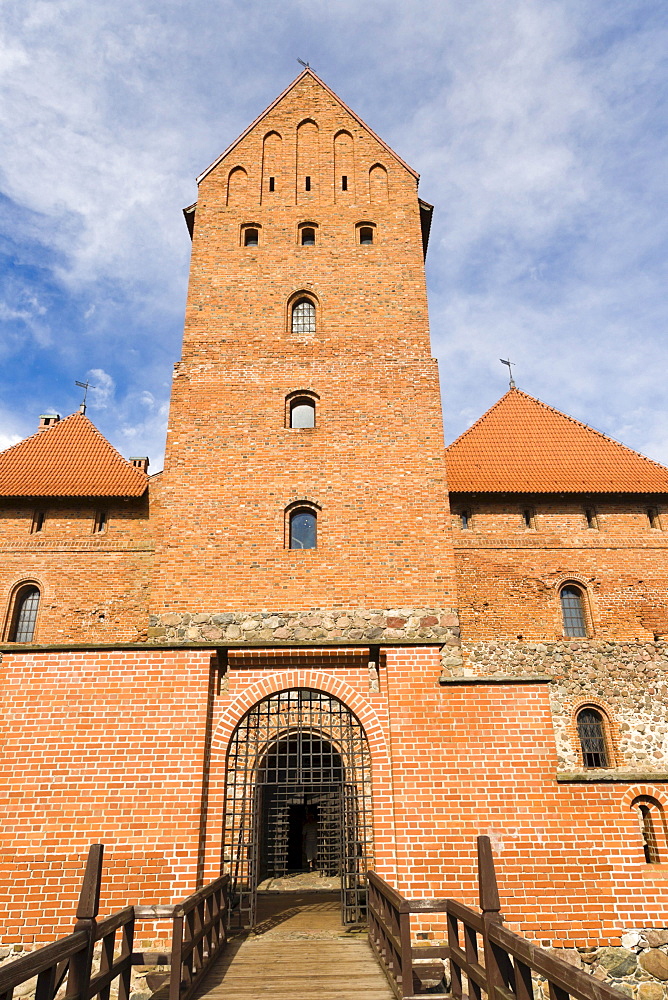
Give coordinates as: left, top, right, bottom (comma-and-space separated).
2, 70, 668, 968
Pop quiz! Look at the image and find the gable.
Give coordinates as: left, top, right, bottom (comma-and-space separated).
197, 69, 419, 186
446, 389, 668, 494
0, 412, 148, 497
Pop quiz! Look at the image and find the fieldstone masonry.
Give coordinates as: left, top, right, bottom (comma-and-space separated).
147, 606, 463, 658
535, 930, 668, 999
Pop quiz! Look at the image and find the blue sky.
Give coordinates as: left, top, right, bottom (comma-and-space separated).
1, 0, 667, 471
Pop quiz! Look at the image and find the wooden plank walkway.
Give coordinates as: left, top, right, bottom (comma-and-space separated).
196, 891, 394, 1000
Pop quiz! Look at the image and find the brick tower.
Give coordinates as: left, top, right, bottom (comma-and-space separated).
150, 69, 460, 649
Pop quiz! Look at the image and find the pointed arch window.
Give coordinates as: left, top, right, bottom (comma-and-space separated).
560, 584, 587, 637
7, 584, 41, 642
576, 707, 609, 768
291, 298, 316, 335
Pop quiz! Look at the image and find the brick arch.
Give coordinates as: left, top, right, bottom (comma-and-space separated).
569, 699, 620, 767
202, 670, 396, 885
212, 670, 389, 761
621, 784, 668, 811
3, 578, 45, 642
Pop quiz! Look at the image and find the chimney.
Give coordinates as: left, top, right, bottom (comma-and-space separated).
38, 414, 61, 432
130, 456, 150, 473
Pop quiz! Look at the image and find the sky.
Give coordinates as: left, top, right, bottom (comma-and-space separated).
1, 0, 667, 471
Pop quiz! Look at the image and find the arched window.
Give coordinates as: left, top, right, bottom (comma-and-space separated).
244, 228, 259, 247
633, 797, 665, 863
356, 222, 376, 245
289, 508, 317, 549
560, 584, 587, 637
576, 707, 609, 768
301, 227, 316, 246
7, 584, 41, 642
290, 397, 316, 428
291, 298, 316, 335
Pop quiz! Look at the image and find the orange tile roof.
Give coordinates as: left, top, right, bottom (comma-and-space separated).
0, 413, 148, 497
445, 389, 668, 494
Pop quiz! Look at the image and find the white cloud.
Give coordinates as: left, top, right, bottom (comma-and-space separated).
86, 368, 115, 409
0, 0, 667, 469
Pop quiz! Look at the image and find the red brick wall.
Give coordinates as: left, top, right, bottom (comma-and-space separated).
450, 495, 668, 640
0, 495, 154, 643
2, 645, 668, 948
0, 649, 212, 943
151, 73, 456, 616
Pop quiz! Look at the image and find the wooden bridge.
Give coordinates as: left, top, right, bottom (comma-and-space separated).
0, 840, 626, 1000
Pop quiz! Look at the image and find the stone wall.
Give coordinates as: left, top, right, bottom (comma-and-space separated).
454, 639, 668, 770
148, 606, 463, 654
539, 932, 668, 999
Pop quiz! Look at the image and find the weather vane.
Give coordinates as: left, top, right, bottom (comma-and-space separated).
75, 378, 96, 415
499, 358, 516, 389
297, 58, 311, 69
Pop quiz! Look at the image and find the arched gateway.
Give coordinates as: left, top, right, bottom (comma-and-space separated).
223, 687, 373, 927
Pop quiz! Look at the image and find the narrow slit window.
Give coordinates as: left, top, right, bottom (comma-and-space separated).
290, 509, 317, 549
290, 398, 315, 428
291, 299, 316, 335
341, 175, 348, 191
305, 176, 311, 191
523, 509, 535, 529
460, 511, 470, 530
269, 176, 275, 192
647, 507, 661, 529
9, 586, 40, 643
94, 511, 108, 534
576, 708, 609, 768
359, 226, 374, 245
244, 228, 259, 247
31, 511, 45, 534
638, 804, 660, 863
585, 508, 598, 529
301, 227, 316, 246
560, 585, 587, 637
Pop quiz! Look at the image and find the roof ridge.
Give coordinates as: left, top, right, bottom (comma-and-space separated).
445, 387, 668, 494
0, 409, 82, 459
196, 68, 418, 186
520, 389, 668, 474
0, 411, 148, 497
448, 388, 668, 474
445, 388, 516, 451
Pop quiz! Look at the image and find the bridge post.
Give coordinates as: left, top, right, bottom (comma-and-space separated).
477, 835, 508, 1000
66, 844, 103, 1000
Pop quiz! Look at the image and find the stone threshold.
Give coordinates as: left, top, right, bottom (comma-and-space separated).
556, 770, 668, 783
0, 639, 447, 653
439, 673, 552, 685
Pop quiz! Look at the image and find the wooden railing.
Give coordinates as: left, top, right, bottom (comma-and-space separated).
369, 836, 627, 1000
0, 846, 229, 1000
168, 875, 228, 1000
